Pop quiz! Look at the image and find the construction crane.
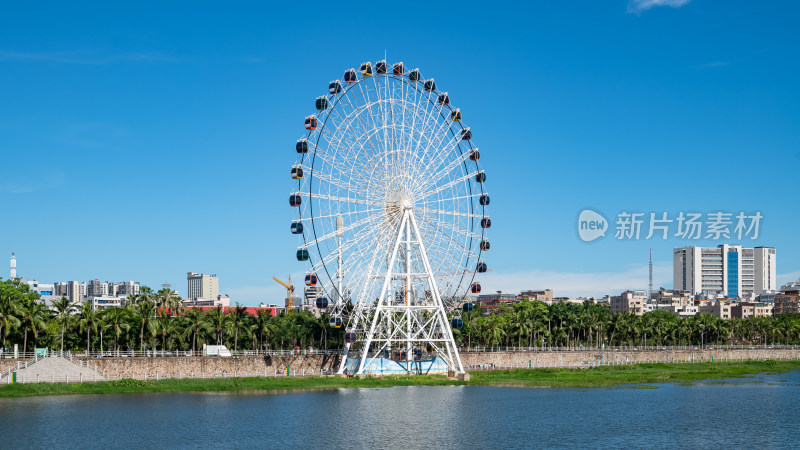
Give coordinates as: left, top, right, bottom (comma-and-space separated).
272, 275, 294, 314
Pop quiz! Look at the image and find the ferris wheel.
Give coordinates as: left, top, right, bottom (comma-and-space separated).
290, 59, 490, 375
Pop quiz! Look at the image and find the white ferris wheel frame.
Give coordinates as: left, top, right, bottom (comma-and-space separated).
291, 62, 489, 374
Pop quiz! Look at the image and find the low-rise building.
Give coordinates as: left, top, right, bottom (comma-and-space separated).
182, 294, 231, 308
651, 288, 693, 308
476, 292, 518, 312
91, 296, 127, 311
774, 284, 800, 315
643, 304, 675, 313
664, 304, 699, 318
780, 278, 800, 292
699, 300, 732, 319
517, 289, 553, 304
611, 291, 646, 315
731, 302, 773, 318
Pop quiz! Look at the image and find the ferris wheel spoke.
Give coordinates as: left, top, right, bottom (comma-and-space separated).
301, 214, 376, 249
294, 207, 382, 223
409, 102, 456, 166
306, 222, 388, 275
313, 124, 373, 187
416, 212, 483, 242
415, 169, 482, 202
300, 192, 382, 207
415, 206, 484, 219
302, 165, 373, 199
417, 144, 478, 194
410, 133, 466, 193
417, 192, 485, 205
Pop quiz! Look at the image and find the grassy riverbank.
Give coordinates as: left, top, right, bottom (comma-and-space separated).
1, 360, 797, 398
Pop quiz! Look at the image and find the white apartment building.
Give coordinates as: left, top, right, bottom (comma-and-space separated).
673, 245, 776, 298
187, 272, 219, 301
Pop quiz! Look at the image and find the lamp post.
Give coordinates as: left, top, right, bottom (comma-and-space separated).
700, 331, 705, 349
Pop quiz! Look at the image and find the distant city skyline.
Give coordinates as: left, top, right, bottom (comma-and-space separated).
1, 1, 798, 305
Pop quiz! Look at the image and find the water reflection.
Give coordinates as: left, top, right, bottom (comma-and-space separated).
0, 372, 798, 449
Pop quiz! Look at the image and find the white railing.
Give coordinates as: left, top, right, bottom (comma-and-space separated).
465, 353, 800, 371
457, 344, 800, 353
72, 348, 342, 358
2, 344, 799, 361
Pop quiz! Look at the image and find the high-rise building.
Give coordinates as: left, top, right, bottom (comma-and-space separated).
754, 247, 778, 295
66, 281, 86, 304
87, 279, 109, 298
54, 282, 68, 297
673, 245, 776, 298
116, 281, 140, 297
187, 272, 219, 301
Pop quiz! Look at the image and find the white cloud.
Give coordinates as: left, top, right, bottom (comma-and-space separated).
227, 265, 678, 305
0, 50, 178, 65
477, 263, 672, 299
628, 0, 691, 13
778, 271, 800, 288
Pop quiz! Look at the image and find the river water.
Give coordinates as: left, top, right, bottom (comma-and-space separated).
1, 371, 798, 449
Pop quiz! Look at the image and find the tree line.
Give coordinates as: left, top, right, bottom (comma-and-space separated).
0, 279, 341, 354
2, 278, 800, 354
453, 300, 800, 348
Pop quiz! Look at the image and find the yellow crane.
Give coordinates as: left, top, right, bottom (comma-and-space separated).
272, 275, 294, 314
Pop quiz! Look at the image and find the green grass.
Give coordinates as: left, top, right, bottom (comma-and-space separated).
465, 360, 800, 388
1, 360, 797, 398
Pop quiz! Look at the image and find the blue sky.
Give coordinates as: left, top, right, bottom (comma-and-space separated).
1, 1, 798, 304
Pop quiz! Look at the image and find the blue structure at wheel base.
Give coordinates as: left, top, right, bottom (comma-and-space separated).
344, 357, 450, 375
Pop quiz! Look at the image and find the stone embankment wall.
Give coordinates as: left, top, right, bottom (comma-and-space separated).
74, 353, 342, 378
0, 358, 32, 376
460, 348, 800, 368
65, 348, 800, 378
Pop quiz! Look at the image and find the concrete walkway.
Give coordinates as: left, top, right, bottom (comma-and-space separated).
2, 356, 101, 383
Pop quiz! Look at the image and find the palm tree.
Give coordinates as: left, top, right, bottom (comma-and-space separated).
151, 314, 179, 352
254, 308, 272, 350
134, 298, 155, 351
483, 314, 508, 347
100, 307, 131, 353
0, 284, 21, 350
78, 301, 100, 353
18, 293, 48, 353
230, 303, 249, 352
207, 305, 228, 345
511, 308, 532, 348
52, 297, 75, 352
156, 287, 182, 316
607, 313, 626, 346
182, 308, 209, 353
